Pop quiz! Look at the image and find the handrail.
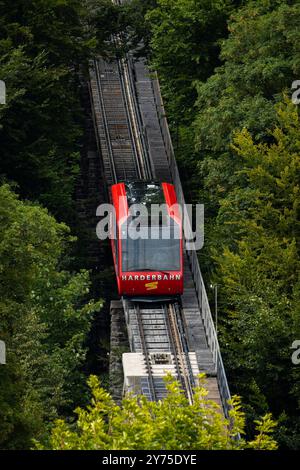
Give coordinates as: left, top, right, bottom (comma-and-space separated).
150, 72, 232, 417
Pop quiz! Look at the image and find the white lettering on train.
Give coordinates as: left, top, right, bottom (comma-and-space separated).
121, 274, 181, 281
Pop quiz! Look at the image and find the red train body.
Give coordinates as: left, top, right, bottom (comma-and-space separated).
110, 181, 183, 300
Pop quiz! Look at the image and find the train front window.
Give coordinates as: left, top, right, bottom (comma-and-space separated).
121, 224, 181, 272
125, 181, 164, 208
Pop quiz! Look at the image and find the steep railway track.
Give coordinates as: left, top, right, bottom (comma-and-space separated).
92, 58, 141, 183
126, 302, 195, 402
89, 4, 232, 417
91, 47, 196, 402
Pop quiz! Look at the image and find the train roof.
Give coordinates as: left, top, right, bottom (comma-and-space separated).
111, 181, 181, 227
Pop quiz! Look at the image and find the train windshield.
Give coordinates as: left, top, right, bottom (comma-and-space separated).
125, 181, 164, 208
121, 223, 181, 272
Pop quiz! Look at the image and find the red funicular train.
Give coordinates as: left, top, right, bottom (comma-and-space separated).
110, 181, 183, 300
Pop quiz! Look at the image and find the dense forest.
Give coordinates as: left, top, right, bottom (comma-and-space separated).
0, 0, 299, 450
143, 0, 300, 449
0, 0, 120, 449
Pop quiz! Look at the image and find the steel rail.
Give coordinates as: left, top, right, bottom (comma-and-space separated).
115, 56, 143, 181
134, 304, 157, 401
173, 303, 196, 392
123, 55, 154, 180
94, 59, 118, 184
165, 304, 194, 404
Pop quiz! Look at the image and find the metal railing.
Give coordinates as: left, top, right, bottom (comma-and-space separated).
151, 73, 232, 417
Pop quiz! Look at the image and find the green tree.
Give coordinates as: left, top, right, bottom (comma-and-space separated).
147, 0, 236, 125
144, 0, 240, 208
192, 0, 300, 240
194, 0, 300, 153
141, 0, 300, 449
0, 0, 115, 221
0, 184, 101, 449
37, 375, 278, 450
0, 47, 83, 220
212, 99, 300, 448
